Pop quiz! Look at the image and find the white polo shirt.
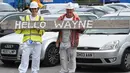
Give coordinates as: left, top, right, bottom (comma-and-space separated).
60, 16, 73, 49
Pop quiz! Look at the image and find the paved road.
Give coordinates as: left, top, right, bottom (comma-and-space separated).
0, 60, 129, 73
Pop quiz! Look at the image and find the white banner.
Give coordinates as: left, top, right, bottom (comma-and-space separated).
0, 20, 129, 29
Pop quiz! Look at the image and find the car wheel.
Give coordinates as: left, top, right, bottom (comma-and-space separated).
41, 44, 60, 66
120, 49, 130, 72
1, 60, 15, 65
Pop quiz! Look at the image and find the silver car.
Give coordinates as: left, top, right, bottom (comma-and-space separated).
77, 12, 130, 71
0, 12, 98, 66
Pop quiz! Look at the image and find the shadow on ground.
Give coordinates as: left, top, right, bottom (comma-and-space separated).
76, 66, 128, 73
0, 60, 129, 73
0, 61, 58, 69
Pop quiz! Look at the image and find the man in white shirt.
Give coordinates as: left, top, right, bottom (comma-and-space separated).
57, 2, 81, 73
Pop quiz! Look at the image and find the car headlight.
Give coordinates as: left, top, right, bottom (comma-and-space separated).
100, 40, 120, 50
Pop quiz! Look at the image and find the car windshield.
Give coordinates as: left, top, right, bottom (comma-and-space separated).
79, 15, 97, 20
84, 28, 129, 34
57, 8, 88, 13
110, 6, 125, 10
0, 4, 16, 11
100, 6, 115, 12
98, 16, 130, 20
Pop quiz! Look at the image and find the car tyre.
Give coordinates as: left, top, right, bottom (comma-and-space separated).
120, 49, 130, 72
41, 44, 60, 66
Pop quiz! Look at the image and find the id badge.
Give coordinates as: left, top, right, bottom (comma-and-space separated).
27, 40, 33, 44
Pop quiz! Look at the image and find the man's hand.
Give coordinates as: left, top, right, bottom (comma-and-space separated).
56, 42, 59, 48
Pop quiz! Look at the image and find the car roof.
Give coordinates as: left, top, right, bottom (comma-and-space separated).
43, 13, 98, 19
44, 3, 79, 7
89, 6, 108, 9
102, 13, 118, 16
86, 6, 103, 10
44, 13, 97, 17
0, 2, 16, 9
57, 8, 91, 12
0, 12, 30, 20
75, 8, 94, 11
91, 6, 102, 8
102, 7, 130, 17
102, 12, 130, 17
119, 8, 130, 12
113, 3, 130, 5
0, 12, 30, 16
105, 3, 130, 7
57, 8, 104, 14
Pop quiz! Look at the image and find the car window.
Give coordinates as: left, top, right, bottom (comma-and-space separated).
94, 10, 106, 17
4, 15, 27, 21
87, 10, 94, 14
108, 6, 117, 11
110, 6, 124, 10
0, 14, 29, 35
79, 15, 97, 20
101, 6, 116, 12
40, 10, 51, 14
5, 16, 21, 21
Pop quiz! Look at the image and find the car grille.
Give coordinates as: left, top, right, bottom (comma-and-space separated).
0, 43, 19, 57
77, 47, 99, 50
1, 56, 17, 60
76, 58, 102, 63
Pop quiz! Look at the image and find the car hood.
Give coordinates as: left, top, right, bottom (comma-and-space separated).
0, 32, 58, 44
78, 34, 127, 47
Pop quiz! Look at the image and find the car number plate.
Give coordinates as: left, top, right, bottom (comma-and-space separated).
1, 49, 16, 55
77, 52, 93, 58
